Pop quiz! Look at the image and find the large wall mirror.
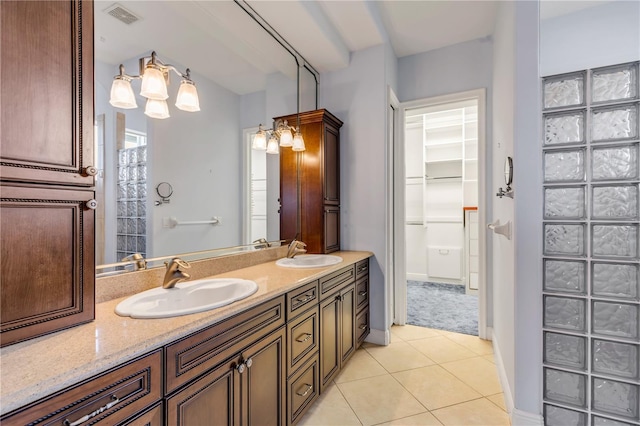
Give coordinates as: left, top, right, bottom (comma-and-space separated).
94, 1, 316, 272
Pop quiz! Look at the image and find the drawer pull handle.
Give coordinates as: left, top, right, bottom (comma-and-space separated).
296, 383, 313, 397
296, 294, 314, 303
64, 395, 119, 426
359, 324, 368, 330
359, 266, 368, 272
246, 358, 253, 368
296, 333, 313, 343
358, 291, 368, 297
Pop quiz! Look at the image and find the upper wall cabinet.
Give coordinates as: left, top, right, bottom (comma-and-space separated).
0, 0, 94, 186
278, 109, 343, 254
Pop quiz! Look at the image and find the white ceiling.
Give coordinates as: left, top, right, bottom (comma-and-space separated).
96, 0, 611, 96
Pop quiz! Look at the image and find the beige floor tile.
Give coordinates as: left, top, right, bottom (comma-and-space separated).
362, 341, 379, 349
431, 398, 511, 426
440, 357, 503, 396
484, 354, 496, 363
444, 333, 494, 355
364, 341, 435, 373
335, 349, 387, 383
487, 393, 508, 412
337, 375, 426, 426
376, 412, 443, 426
408, 336, 477, 364
390, 325, 442, 341
297, 384, 362, 425
393, 365, 482, 411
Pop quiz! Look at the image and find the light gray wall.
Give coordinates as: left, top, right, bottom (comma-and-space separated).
540, 0, 640, 76
320, 44, 388, 332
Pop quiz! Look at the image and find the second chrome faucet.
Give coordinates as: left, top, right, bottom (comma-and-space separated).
163, 258, 191, 289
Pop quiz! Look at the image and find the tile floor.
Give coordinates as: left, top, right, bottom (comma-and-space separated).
298, 325, 510, 426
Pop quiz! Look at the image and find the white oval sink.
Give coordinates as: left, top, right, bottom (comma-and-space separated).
115, 278, 258, 319
276, 254, 343, 269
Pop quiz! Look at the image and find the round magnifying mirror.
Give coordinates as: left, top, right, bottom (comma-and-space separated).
156, 182, 173, 200
504, 157, 513, 186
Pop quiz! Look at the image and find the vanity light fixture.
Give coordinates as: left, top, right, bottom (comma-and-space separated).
252, 119, 305, 154
109, 51, 200, 119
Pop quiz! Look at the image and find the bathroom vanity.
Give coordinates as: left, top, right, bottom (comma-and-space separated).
0, 252, 371, 426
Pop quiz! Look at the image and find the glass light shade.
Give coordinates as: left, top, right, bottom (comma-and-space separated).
175, 81, 200, 112
292, 132, 305, 151
279, 128, 293, 147
140, 66, 168, 100
266, 136, 279, 154
144, 99, 170, 119
252, 131, 267, 150
109, 77, 137, 109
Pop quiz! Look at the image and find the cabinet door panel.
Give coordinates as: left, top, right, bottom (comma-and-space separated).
323, 126, 340, 204
319, 296, 340, 391
324, 206, 340, 253
0, 0, 94, 186
340, 285, 356, 364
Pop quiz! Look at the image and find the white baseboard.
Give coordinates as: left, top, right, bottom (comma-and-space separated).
406, 273, 428, 282
364, 327, 390, 345
511, 408, 543, 426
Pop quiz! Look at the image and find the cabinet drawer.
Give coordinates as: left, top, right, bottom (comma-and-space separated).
286, 280, 318, 319
165, 296, 285, 394
119, 401, 163, 426
356, 307, 370, 346
355, 258, 369, 279
2, 350, 162, 425
288, 354, 319, 426
356, 275, 369, 313
319, 265, 354, 299
287, 306, 319, 374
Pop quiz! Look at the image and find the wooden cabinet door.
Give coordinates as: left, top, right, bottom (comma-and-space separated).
166, 357, 241, 426
0, 184, 95, 347
324, 206, 340, 253
0, 0, 94, 186
242, 327, 286, 426
319, 294, 340, 391
339, 284, 356, 364
323, 124, 340, 205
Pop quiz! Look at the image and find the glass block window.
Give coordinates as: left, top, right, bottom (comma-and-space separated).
116, 130, 147, 261
543, 61, 640, 426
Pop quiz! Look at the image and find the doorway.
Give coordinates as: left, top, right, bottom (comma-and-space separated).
393, 89, 488, 339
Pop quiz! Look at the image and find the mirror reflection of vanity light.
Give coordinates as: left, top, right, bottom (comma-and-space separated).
496, 156, 514, 199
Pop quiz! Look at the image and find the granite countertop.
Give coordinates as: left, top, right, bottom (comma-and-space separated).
0, 251, 372, 416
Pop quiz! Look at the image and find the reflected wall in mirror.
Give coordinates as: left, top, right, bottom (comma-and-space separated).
94, 0, 315, 267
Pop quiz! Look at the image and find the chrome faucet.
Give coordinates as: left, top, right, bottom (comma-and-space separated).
286, 239, 307, 258
163, 258, 191, 289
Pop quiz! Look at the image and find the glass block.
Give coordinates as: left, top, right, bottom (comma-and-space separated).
127, 201, 136, 217
116, 235, 125, 251
117, 218, 126, 234
117, 184, 126, 200
592, 224, 638, 259
118, 149, 127, 166
126, 235, 136, 252
592, 263, 639, 300
592, 378, 639, 420
592, 185, 639, 220
544, 368, 587, 407
137, 236, 146, 252
544, 332, 586, 370
545, 111, 585, 146
137, 218, 146, 234
137, 146, 147, 163
593, 301, 639, 339
127, 147, 137, 164
128, 165, 138, 181
137, 183, 147, 198
592, 64, 638, 103
137, 200, 146, 217
544, 150, 585, 182
592, 105, 639, 142
592, 415, 635, 426
593, 339, 639, 379
544, 296, 586, 331
545, 404, 587, 426
137, 164, 147, 181
544, 73, 585, 109
116, 251, 126, 262
118, 166, 127, 182
544, 224, 586, 256
544, 260, 586, 294
117, 201, 126, 217
592, 145, 639, 181
126, 218, 136, 235
127, 183, 137, 199
545, 187, 586, 219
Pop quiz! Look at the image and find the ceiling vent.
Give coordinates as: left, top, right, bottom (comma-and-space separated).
104, 3, 141, 25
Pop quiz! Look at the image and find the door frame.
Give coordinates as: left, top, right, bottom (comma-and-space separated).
242, 126, 259, 245
390, 88, 488, 339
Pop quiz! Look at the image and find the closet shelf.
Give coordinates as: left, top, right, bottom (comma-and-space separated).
425, 158, 462, 164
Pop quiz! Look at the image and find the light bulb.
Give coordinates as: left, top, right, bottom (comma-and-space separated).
109, 77, 137, 109
176, 80, 200, 112
140, 66, 168, 100
144, 99, 170, 119
292, 131, 305, 151
252, 128, 267, 150
279, 128, 293, 147
266, 136, 279, 154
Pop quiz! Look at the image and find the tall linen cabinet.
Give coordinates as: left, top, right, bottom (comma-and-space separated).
278, 109, 343, 254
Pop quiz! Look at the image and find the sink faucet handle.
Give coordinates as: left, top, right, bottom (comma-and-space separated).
165, 257, 191, 269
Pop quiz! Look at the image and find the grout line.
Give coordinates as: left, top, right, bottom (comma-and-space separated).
333, 379, 365, 426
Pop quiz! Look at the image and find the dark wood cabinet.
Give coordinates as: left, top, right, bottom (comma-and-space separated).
0, 0, 95, 347
278, 109, 343, 253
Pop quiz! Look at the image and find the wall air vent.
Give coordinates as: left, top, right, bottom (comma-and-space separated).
104, 3, 140, 25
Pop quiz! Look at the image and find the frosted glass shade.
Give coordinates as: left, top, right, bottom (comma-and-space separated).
144, 99, 170, 119
292, 132, 305, 151
279, 128, 293, 147
266, 136, 279, 154
175, 81, 200, 112
252, 131, 267, 150
140, 66, 168, 100
109, 78, 137, 109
